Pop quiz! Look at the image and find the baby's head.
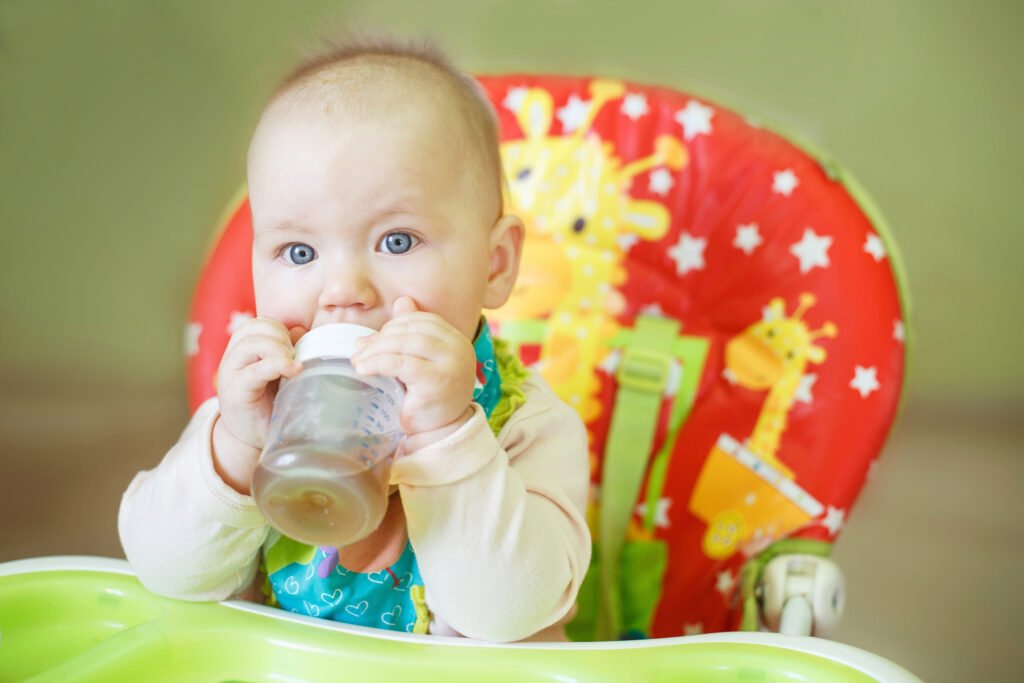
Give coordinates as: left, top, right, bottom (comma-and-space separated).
247, 34, 522, 340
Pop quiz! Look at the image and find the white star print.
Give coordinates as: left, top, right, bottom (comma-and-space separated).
675, 100, 714, 140
733, 223, 764, 255
850, 365, 880, 398
502, 86, 528, 112
617, 233, 640, 251
790, 228, 833, 273
621, 92, 650, 120
772, 169, 799, 196
184, 322, 202, 357
227, 311, 255, 335
664, 359, 682, 397
723, 367, 739, 385
795, 373, 817, 404
599, 349, 622, 374
715, 569, 737, 596
683, 622, 704, 636
556, 94, 591, 133
635, 498, 673, 529
668, 232, 707, 275
648, 168, 675, 196
864, 233, 887, 262
893, 319, 905, 343
821, 506, 846, 535
639, 303, 666, 317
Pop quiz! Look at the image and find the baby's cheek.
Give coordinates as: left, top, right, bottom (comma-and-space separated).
255, 291, 309, 330
253, 288, 281, 319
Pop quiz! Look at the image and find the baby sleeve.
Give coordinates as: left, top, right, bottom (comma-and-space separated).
118, 398, 270, 601
391, 373, 592, 642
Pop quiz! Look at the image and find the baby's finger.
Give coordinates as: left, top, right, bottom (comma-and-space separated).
353, 332, 449, 363
231, 316, 291, 341
225, 317, 293, 351
352, 352, 429, 384
354, 316, 448, 354
375, 314, 459, 342
392, 296, 420, 317
232, 356, 303, 394
222, 334, 297, 372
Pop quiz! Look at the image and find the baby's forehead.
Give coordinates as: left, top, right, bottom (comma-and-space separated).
253, 56, 503, 215
264, 68, 473, 159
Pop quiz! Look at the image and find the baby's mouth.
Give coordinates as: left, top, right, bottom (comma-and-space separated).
311, 316, 382, 332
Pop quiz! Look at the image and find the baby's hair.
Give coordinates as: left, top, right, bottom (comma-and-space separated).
279, 32, 475, 106
267, 31, 505, 218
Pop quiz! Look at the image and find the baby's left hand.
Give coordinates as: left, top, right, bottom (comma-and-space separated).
352, 297, 476, 445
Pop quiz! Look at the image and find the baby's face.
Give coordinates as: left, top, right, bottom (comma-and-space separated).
247, 104, 500, 340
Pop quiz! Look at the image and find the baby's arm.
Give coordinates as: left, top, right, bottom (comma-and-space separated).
392, 375, 591, 643
118, 399, 270, 600
120, 318, 302, 600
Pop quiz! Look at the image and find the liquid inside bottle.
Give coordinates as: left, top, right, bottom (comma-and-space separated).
253, 431, 400, 547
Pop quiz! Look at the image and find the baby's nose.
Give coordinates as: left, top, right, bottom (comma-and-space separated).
318, 266, 378, 311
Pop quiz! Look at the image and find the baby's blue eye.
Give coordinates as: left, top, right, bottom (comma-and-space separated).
380, 232, 418, 255
285, 243, 316, 265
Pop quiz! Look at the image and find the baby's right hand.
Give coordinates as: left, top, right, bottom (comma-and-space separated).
212, 318, 304, 493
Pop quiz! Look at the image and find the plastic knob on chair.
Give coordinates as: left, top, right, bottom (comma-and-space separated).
759, 554, 845, 637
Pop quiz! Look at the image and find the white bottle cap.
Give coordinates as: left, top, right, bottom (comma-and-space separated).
293, 323, 376, 362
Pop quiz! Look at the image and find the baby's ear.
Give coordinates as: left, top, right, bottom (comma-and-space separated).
483, 214, 525, 310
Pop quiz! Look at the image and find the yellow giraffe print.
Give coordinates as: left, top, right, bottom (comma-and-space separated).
723, 293, 837, 478
490, 80, 687, 424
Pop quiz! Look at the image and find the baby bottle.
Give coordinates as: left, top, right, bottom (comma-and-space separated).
252, 323, 404, 547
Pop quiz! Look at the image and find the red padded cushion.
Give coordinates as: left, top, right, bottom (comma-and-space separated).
186, 75, 907, 636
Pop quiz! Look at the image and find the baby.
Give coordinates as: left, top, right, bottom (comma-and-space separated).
118, 35, 591, 643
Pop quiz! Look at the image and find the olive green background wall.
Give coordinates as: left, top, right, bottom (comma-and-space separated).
1, 0, 1020, 404
2, 4, 1022, 680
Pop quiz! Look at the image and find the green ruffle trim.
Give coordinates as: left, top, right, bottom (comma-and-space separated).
487, 337, 529, 435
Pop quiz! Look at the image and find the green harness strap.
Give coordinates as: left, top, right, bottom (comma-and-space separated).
638, 333, 709, 533
500, 315, 712, 639
596, 316, 679, 640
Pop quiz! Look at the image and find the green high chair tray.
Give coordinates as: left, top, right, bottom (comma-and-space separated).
1, 557, 920, 682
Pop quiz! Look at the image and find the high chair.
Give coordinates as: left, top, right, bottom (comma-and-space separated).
185, 74, 908, 642
0, 73, 914, 681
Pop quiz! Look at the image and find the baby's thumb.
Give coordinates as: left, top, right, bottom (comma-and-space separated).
393, 296, 419, 317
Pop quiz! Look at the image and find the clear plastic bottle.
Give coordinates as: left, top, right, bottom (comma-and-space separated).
252, 324, 404, 547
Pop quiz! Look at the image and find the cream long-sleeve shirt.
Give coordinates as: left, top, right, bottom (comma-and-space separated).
118, 372, 591, 643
